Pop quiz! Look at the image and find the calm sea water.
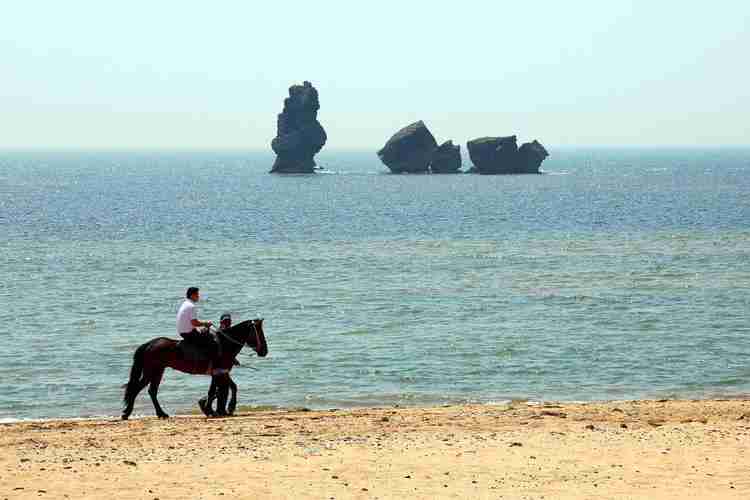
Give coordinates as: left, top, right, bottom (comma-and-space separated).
1, 148, 749, 420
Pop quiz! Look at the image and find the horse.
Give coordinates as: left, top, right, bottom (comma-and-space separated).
122, 319, 267, 420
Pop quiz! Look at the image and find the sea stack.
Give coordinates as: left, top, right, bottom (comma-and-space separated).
270, 81, 327, 174
430, 140, 462, 173
377, 121, 438, 173
466, 136, 548, 174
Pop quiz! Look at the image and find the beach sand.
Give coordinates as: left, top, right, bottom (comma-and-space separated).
1, 400, 749, 499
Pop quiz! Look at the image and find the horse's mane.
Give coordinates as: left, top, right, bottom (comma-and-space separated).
224, 319, 254, 335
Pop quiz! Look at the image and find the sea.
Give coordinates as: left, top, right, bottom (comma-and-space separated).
1, 148, 749, 421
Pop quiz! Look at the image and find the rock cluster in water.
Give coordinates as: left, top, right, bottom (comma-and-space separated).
376, 121, 462, 174
467, 136, 549, 174
266, 85, 549, 174
270, 81, 327, 174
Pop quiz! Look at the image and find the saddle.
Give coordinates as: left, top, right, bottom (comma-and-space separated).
177, 330, 222, 375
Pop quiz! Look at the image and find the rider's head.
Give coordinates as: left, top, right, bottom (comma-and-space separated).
186, 287, 200, 302
220, 312, 232, 330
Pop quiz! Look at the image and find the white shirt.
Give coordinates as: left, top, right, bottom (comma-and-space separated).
176, 299, 198, 334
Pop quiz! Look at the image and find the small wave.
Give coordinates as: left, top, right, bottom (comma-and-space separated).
0, 414, 117, 425
712, 377, 749, 387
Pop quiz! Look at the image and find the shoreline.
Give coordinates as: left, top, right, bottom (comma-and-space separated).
3, 394, 750, 424
2, 399, 749, 499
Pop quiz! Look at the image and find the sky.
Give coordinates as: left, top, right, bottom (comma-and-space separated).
2, 1, 749, 149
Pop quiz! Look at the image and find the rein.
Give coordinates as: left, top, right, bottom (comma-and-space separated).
210, 322, 260, 352
211, 325, 261, 371
211, 326, 245, 346
207, 322, 263, 373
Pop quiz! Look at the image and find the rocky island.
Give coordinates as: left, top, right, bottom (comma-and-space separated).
377, 121, 437, 173
377, 121, 462, 174
270, 81, 327, 174
467, 135, 548, 174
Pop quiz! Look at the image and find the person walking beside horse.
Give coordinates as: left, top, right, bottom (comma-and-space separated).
199, 312, 240, 417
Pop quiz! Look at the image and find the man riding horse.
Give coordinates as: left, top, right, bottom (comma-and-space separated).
176, 287, 219, 366
121, 288, 268, 420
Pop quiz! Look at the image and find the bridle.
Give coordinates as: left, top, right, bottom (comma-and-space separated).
211, 321, 261, 351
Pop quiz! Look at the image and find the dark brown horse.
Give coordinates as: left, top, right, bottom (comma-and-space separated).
122, 319, 268, 420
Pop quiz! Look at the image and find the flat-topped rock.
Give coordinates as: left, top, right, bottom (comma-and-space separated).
467, 136, 548, 174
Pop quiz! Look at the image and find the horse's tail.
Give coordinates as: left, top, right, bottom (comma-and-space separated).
122, 342, 149, 404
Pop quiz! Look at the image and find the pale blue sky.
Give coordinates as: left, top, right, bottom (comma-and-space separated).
2, 1, 749, 149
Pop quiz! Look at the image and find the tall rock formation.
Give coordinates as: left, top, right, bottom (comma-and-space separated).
467, 136, 548, 174
377, 121, 438, 173
270, 81, 327, 173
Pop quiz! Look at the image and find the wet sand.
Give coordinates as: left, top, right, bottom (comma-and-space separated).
1, 399, 749, 499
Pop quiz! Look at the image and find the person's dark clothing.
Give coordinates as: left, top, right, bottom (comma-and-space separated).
180, 328, 219, 361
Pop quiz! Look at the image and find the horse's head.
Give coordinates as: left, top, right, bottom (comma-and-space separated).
248, 318, 268, 357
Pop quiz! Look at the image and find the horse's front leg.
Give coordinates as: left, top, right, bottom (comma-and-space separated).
199, 377, 218, 417
227, 376, 238, 416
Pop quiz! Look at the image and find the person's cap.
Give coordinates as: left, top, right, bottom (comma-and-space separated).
220, 312, 232, 321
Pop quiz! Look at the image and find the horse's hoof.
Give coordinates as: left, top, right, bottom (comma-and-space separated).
121, 414, 129, 421
157, 413, 170, 419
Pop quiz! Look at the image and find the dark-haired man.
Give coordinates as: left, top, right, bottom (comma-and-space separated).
219, 312, 232, 331
176, 287, 217, 364
217, 312, 240, 368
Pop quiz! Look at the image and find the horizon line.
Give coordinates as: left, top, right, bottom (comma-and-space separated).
1, 144, 750, 153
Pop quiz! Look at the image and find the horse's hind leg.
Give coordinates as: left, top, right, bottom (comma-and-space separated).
122, 377, 149, 420
147, 368, 169, 419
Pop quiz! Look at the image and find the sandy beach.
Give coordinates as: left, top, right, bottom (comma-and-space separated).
1, 399, 749, 499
